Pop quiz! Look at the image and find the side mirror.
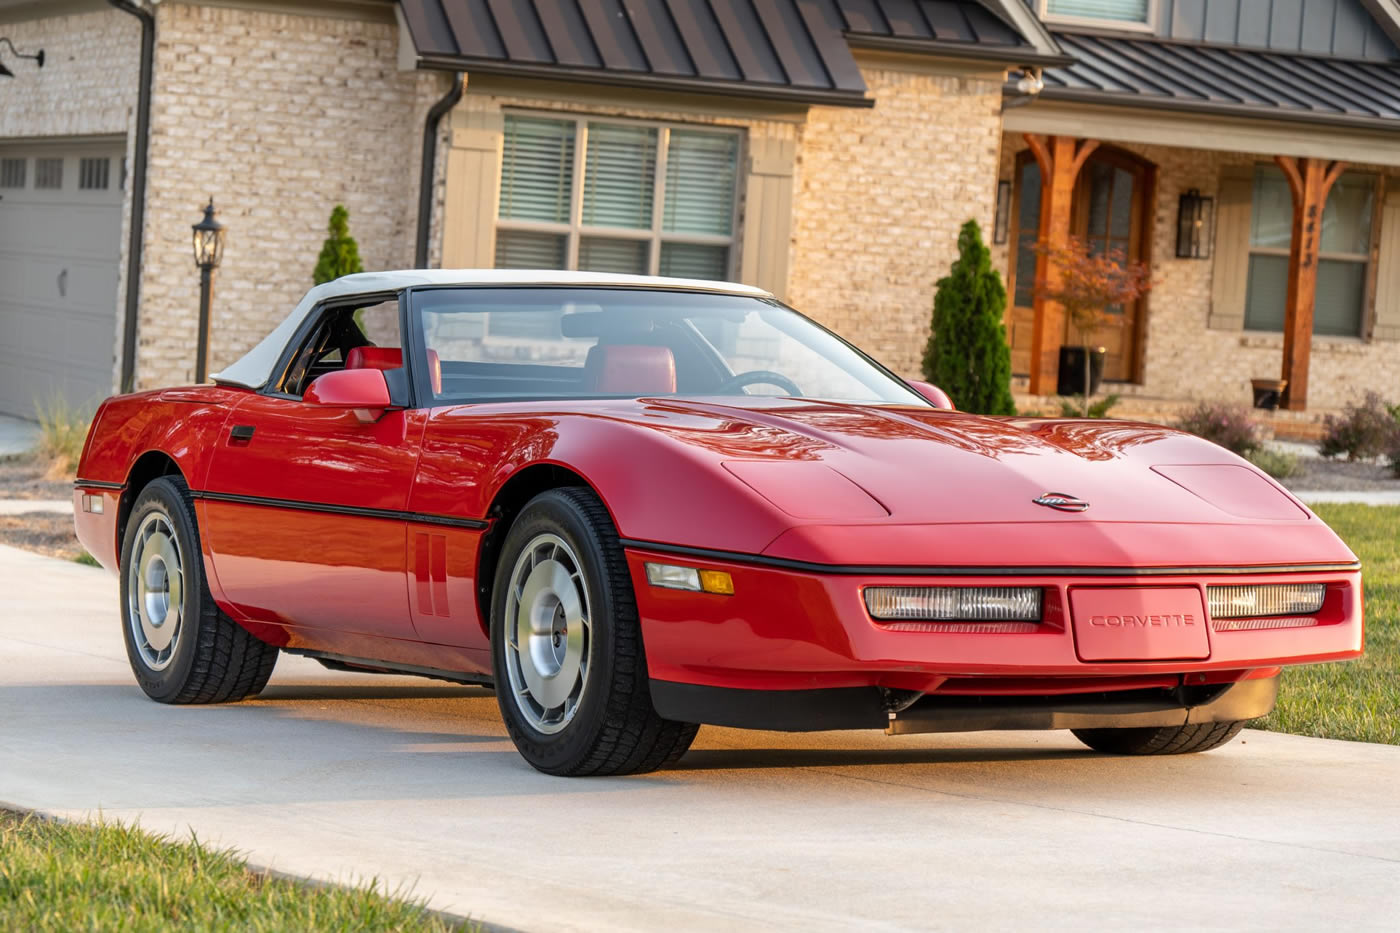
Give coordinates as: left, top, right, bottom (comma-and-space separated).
304, 368, 393, 423
907, 380, 955, 410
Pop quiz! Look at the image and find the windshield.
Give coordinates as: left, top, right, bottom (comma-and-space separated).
412, 287, 927, 406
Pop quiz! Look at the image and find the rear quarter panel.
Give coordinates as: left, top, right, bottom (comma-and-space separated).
74, 387, 247, 569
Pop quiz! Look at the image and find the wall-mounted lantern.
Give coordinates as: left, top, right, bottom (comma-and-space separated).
0, 38, 45, 78
1175, 188, 1214, 259
191, 198, 226, 383
993, 180, 1011, 245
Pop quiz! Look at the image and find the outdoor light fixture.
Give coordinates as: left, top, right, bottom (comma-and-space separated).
0, 38, 45, 77
191, 198, 226, 383
1176, 188, 1214, 259
993, 180, 1011, 244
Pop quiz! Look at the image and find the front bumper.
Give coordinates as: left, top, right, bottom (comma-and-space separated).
649, 675, 1280, 734
625, 545, 1363, 696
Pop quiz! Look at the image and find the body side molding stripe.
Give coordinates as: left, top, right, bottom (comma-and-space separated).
618, 539, 1361, 578
73, 479, 126, 490
191, 489, 489, 530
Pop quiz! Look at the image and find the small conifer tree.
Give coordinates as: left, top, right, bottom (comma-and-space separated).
922, 219, 1015, 415
313, 204, 364, 285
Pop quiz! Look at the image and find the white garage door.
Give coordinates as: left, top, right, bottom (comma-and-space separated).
0, 140, 123, 420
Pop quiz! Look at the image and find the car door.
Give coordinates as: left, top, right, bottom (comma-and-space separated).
201, 294, 425, 640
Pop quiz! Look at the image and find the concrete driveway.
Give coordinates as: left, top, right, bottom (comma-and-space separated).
2, 543, 1398, 931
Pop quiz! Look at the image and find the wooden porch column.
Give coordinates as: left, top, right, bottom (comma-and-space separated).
1024, 134, 1098, 396
1274, 155, 1346, 411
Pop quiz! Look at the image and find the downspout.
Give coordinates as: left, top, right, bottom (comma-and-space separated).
109, 0, 154, 393
415, 72, 464, 268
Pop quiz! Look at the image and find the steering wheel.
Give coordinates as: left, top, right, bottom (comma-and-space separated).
715, 370, 803, 397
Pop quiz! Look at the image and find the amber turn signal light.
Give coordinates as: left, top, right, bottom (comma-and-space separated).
645, 562, 734, 595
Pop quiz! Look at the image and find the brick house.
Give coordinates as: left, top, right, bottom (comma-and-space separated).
1, 0, 1397, 421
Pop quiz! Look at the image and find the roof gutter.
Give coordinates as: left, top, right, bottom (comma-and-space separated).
415, 71, 463, 269
108, 0, 154, 394
413, 54, 875, 108
845, 34, 1075, 68
1037, 86, 1400, 133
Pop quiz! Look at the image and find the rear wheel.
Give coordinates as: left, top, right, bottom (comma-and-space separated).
490, 487, 697, 776
119, 476, 278, 704
1072, 720, 1247, 755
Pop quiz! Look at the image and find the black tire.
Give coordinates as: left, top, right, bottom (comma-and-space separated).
119, 475, 278, 704
490, 487, 698, 776
1071, 720, 1247, 755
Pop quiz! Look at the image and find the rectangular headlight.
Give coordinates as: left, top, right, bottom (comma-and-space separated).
1206, 584, 1326, 619
864, 586, 1042, 622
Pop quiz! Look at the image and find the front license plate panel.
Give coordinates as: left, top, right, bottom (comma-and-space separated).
1070, 587, 1210, 662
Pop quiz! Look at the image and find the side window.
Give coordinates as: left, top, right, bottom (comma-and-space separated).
276, 299, 401, 398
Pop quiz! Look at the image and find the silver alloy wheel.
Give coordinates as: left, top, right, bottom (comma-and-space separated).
503, 532, 592, 735
126, 511, 185, 672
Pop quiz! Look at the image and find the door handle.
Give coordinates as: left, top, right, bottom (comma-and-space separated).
229, 425, 255, 441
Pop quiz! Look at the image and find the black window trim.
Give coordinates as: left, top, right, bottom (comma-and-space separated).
262, 289, 419, 408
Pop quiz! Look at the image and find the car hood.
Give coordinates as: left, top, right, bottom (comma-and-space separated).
628, 398, 1303, 526
601, 398, 1357, 569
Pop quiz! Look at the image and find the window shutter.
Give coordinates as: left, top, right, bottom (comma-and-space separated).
1209, 166, 1253, 330
1371, 183, 1400, 341
739, 135, 795, 300
442, 107, 505, 269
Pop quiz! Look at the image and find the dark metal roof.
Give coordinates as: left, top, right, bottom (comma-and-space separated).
837, 0, 1024, 46
1042, 31, 1400, 129
398, 0, 874, 107
836, 0, 1069, 64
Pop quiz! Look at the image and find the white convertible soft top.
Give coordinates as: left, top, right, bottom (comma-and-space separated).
212, 269, 772, 390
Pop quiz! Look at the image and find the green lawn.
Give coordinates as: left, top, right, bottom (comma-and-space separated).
1252, 503, 1400, 745
0, 810, 471, 932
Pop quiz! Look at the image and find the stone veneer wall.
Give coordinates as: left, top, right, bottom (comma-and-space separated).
995, 134, 1400, 410
0, 8, 140, 140
136, 2, 445, 386
787, 63, 1005, 379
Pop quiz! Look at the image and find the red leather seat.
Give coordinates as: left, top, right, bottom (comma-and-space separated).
346, 345, 442, 394
584, 345, 676, 396
345, 346, 401, 371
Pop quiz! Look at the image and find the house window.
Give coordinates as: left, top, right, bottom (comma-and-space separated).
1244, 166, 1376, 337
79, 157, 110, 190
1042, 0, 1151, 26
35, 158, 63, 190
495, 113, 740, 281
0, 158, 23, 188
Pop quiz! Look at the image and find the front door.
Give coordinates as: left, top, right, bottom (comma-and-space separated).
1071, 151, 1150, 382
1007, 146, 1152, 383
201, 297, 423, 639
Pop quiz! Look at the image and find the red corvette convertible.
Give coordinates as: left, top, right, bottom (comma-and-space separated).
74, 271, 1363, 775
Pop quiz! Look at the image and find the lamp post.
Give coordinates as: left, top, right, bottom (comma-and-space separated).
191, 198, 225, 383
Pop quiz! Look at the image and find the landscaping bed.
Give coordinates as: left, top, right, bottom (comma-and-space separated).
0, 453, 72, 501
0, 809, 471, 932
0, 514, 86, 563
1280, 457, 1400, 493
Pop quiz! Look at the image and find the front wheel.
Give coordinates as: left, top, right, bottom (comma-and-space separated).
1072, 720, 1247, 755
490, 487, 697, 776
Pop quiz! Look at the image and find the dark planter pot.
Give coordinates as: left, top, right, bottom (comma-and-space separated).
1251, 378, 1288, 411
1057, 346, 1107, 397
